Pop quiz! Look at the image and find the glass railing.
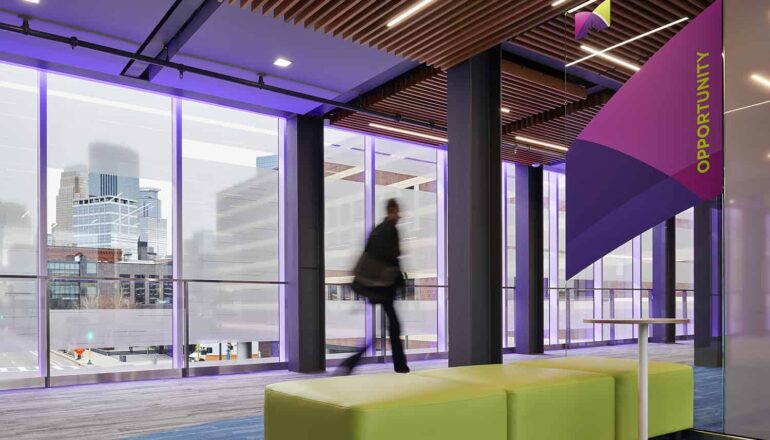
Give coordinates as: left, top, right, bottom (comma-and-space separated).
503, 286, 695, 349
0, 277, 38, 383
325, 283, 445, 359
187, 281, 281, 367
676, 289, 694, 337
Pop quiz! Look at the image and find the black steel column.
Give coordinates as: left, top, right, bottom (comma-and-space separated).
694, 197, 722, 367
447, 46, 502, 367
514, 164, 544, 354
652, 218, 676, 343
285, 115, 325, 373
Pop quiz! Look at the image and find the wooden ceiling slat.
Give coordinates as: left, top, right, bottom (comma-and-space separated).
357, 1, 444, 48
272, 0, 302, 17
407, 0, 531, 62
374, 1, 476, 52
323, 0, 373, 35
339, 1, 398, 40
345, 1, 408, 43
312, 0, 362, 32
256, 0, 282, 14
293, 0, 334, 25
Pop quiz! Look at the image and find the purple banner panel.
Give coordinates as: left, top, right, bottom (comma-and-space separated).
566, 0, 723, 279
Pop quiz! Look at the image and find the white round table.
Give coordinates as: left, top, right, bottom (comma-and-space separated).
584, 318, 689, 439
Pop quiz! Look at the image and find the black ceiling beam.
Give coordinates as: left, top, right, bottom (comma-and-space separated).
121, 0, 221, 81
0, 19, 443, 132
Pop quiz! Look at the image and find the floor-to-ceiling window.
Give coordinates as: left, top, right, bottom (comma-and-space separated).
181, 100, 282, 365
0, 59, 286, 387
323, 129, 445, 358
502, 163, 516, 348
47, 73, 174, 376
374, 137, 440, 355
0, 63, 39, 387
323, 128, 366, 358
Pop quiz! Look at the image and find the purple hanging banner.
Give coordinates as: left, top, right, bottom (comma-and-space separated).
566, 0, 723, 279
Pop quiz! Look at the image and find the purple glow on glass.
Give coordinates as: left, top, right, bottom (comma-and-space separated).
364, 136, 376, 356
171, 97, 184, 369
548, 171, 559, 344
37, 71, 48, 379
278, 118, 287, 362
436, 150, 447, 352
500, 163, 509, 346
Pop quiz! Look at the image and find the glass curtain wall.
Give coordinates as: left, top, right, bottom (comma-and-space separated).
181, 100, 282, 366
47, 73, 174, 376
323, 128, 366, 358
526, 167, 694, 348
502, 163, 515, 348
0, 60, 284, 387
0, 63, 39, 387
323, 128, 445, 358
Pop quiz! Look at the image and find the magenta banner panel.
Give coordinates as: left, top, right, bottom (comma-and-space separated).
566, 0, 723, 279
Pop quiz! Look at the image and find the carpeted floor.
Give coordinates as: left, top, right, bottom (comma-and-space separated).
129, 417, 264, 440
2, 341, 726, 439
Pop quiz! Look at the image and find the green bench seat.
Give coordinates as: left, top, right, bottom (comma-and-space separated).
265, 372, 507, 440
415, 364, 615, 440
516, 356, 693, 440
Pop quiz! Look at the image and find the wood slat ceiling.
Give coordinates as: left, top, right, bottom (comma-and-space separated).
513, 0, 713, 83
230, 0, 568, 69
239, 0, 714, 166
328, 62, 590, 166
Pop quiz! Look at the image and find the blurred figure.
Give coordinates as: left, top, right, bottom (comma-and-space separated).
337, 198, 409, 375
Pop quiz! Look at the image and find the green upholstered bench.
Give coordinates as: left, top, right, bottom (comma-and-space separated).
516, 356, 693, 440
415, 364, 615, 440
264, 372, 507, 440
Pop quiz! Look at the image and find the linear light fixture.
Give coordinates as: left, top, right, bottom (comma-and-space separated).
23, 0, 40, 4
581, 44, 640, 71
750, 73, 770, 89
551, 0, 569, 6
369, 123, 448, 143
566, 0, 596, 14
515, 135, 569, 152
387, 0, 435, 27
501, 107, 511, 113
567, 17, 689, 68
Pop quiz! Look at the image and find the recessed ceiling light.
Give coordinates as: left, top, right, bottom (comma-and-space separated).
387, 0, 435, 27
567, 17, 688, 68
751, 73, 770, 89
369, 123, 448, 143
273, 57, 292, 68
22, 0, 40, 3
566, 0, 596, 14
501, 107, 511, 113
515, 135, 569, 152
580, 45, 640, 72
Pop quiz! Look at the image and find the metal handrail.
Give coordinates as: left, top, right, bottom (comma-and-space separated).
0, 275, 286, 284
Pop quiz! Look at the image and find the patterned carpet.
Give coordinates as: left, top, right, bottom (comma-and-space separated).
130, 417, 264, 440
